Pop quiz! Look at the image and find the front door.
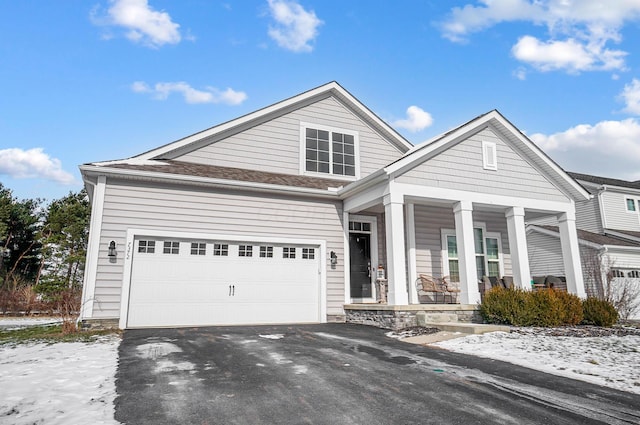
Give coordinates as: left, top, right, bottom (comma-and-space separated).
349, 233, 371, 298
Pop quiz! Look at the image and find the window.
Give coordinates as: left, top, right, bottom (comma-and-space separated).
138, 240, 155, 253
302, 248, 315, 259
628, 270, 640, 278
190, 242, 206, 255
482, 141, 497, 171
349, 221, 371, 232
259, 246, 273, 258
163, 241, 179, 254
303, 124, 357, 178
443, 227, 502, 282
213, 243, 228, 256
239, 245, 253, 257
283, 247, 296, 259
612, 269, 625, 278
626, 198, 637, 212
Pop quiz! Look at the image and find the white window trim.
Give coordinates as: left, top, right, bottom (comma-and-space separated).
440, 225, 504, 281
624, 196, 638, 213
299, 121, 360, 180
482, 141, 498, 171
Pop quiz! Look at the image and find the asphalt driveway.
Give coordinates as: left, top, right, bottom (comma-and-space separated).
115, 324, 640, 424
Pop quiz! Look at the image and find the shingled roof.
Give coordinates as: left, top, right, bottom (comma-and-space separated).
568, 172, 640, 190
534, 225, 640, 247
103, 160, 348, 191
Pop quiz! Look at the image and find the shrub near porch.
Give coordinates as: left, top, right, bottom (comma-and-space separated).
480, 287, 585, 327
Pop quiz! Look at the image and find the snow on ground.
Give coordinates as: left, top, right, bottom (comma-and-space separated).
0, 317, 63, 330
0, 335, 121, 425
435, 331, 640, 395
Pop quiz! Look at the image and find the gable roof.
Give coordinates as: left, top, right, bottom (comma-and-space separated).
121, 81, 413, 163
529, 225, 640, 249
568, 172, 640, 191
341, 110, 591, 201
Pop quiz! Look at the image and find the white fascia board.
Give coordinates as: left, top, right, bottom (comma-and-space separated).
132, 82, 411, 161
603, 245, 640, 253
600, 184, 640, 196
526, 225, 603, 250
79, 165, 341, 199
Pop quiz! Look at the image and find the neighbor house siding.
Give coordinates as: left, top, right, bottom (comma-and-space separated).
600, 190, 640, 232
90, 178, 345, 319
411, 205, 512, 282
396, 128, 568, 202
176, 96, 404, 179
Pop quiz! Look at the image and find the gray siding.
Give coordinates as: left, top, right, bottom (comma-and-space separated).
574, 197, 603, 233
91, 178, 345, 319
397, 128, 568, 202
412, 204, 512, 279
600, 190, 640, 232
176, 96, 404, 178
527, 231, 565, 277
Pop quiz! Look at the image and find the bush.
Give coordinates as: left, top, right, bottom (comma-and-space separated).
582, 297, 618, 327
480, 287, 584, 327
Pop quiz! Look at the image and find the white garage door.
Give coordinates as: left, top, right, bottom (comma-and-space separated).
126, 237, 321, 328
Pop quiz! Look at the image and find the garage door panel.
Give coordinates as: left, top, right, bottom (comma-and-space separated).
127, 238, 321, 327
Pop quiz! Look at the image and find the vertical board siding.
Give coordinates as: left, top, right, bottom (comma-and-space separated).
176, 96, 404, 178
600, 191, 640, 232
396, 128, 568, 202
574, 198, 603, 233
412, 205, 513, 280
91, 179, 345, 319
527, 231, 566, 277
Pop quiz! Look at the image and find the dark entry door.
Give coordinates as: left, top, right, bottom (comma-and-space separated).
349, 233, 371, 298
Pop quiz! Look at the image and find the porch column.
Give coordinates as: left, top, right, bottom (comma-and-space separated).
406, 203, 419, 304
558, 212, 587, 298
454, 201, 481, 304
384, 194, 409, 305
505, 207, 531, 289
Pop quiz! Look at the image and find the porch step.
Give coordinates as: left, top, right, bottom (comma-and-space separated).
416, 312, 459, 325
423, 321, 510, 335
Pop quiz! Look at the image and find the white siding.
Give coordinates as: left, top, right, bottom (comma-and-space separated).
575, 197, 603, 233
91, 178, 345, 319
397, 128, 568, 202
176, 96, 404, 178
412, 205, 512, 279
527, 231, 565, 277
600, 190, 640, 232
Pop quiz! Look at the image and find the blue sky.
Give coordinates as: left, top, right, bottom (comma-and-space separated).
2, 0, 640, 202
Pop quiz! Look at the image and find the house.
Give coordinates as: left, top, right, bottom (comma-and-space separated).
78, 82, 591, 330
527, 173, 640, 302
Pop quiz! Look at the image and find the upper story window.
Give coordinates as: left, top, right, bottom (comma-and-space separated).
626, 198, 637, 212
301, 123, 358, 179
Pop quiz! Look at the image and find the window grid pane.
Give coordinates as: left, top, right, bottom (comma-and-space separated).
447, 236, 457, 258
486, 238, 499, 260
259, 246, 273, 258
163, 241, 179, 254
627, 199, 637, 211
448, 260, 460, 282
213, 243, 228, 256
474, 228, 484, 254
283, 247, 296, 259
305, 128, 330, 174
239, 245, 253, 257
302, 248, 315, 259
138, 240, 155, 253
190, 242, 206, 255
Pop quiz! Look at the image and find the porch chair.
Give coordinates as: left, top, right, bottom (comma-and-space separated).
441, 275, 461, 304
416, 274, 447, 304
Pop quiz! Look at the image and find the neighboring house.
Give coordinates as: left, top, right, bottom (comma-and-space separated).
79, 82, 590, 329
527, 173, 640, 299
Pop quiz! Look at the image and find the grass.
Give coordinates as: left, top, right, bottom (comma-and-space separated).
0, 324, 120, 345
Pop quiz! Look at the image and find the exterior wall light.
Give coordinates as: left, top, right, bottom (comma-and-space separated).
108, 241, 117, 257
330, 251, 338, 265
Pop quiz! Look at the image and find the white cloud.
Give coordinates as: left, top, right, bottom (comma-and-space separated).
92, 0, 182, 48
131, 81, 247, 105
0, 148, 77, 185
619, 78, 640, 115
441, 0, 640, 73
267, 0, 323, 52
393, 106, 433, 132
530, 119, 640, 179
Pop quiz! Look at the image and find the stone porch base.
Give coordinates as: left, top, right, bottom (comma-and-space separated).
79, 318, 120, 330
344, 304, 482, 330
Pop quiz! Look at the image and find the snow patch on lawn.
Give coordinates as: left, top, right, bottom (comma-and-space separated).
0, 335, 121, 424
0, 317, 63, 330
435, 331, 640, 394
